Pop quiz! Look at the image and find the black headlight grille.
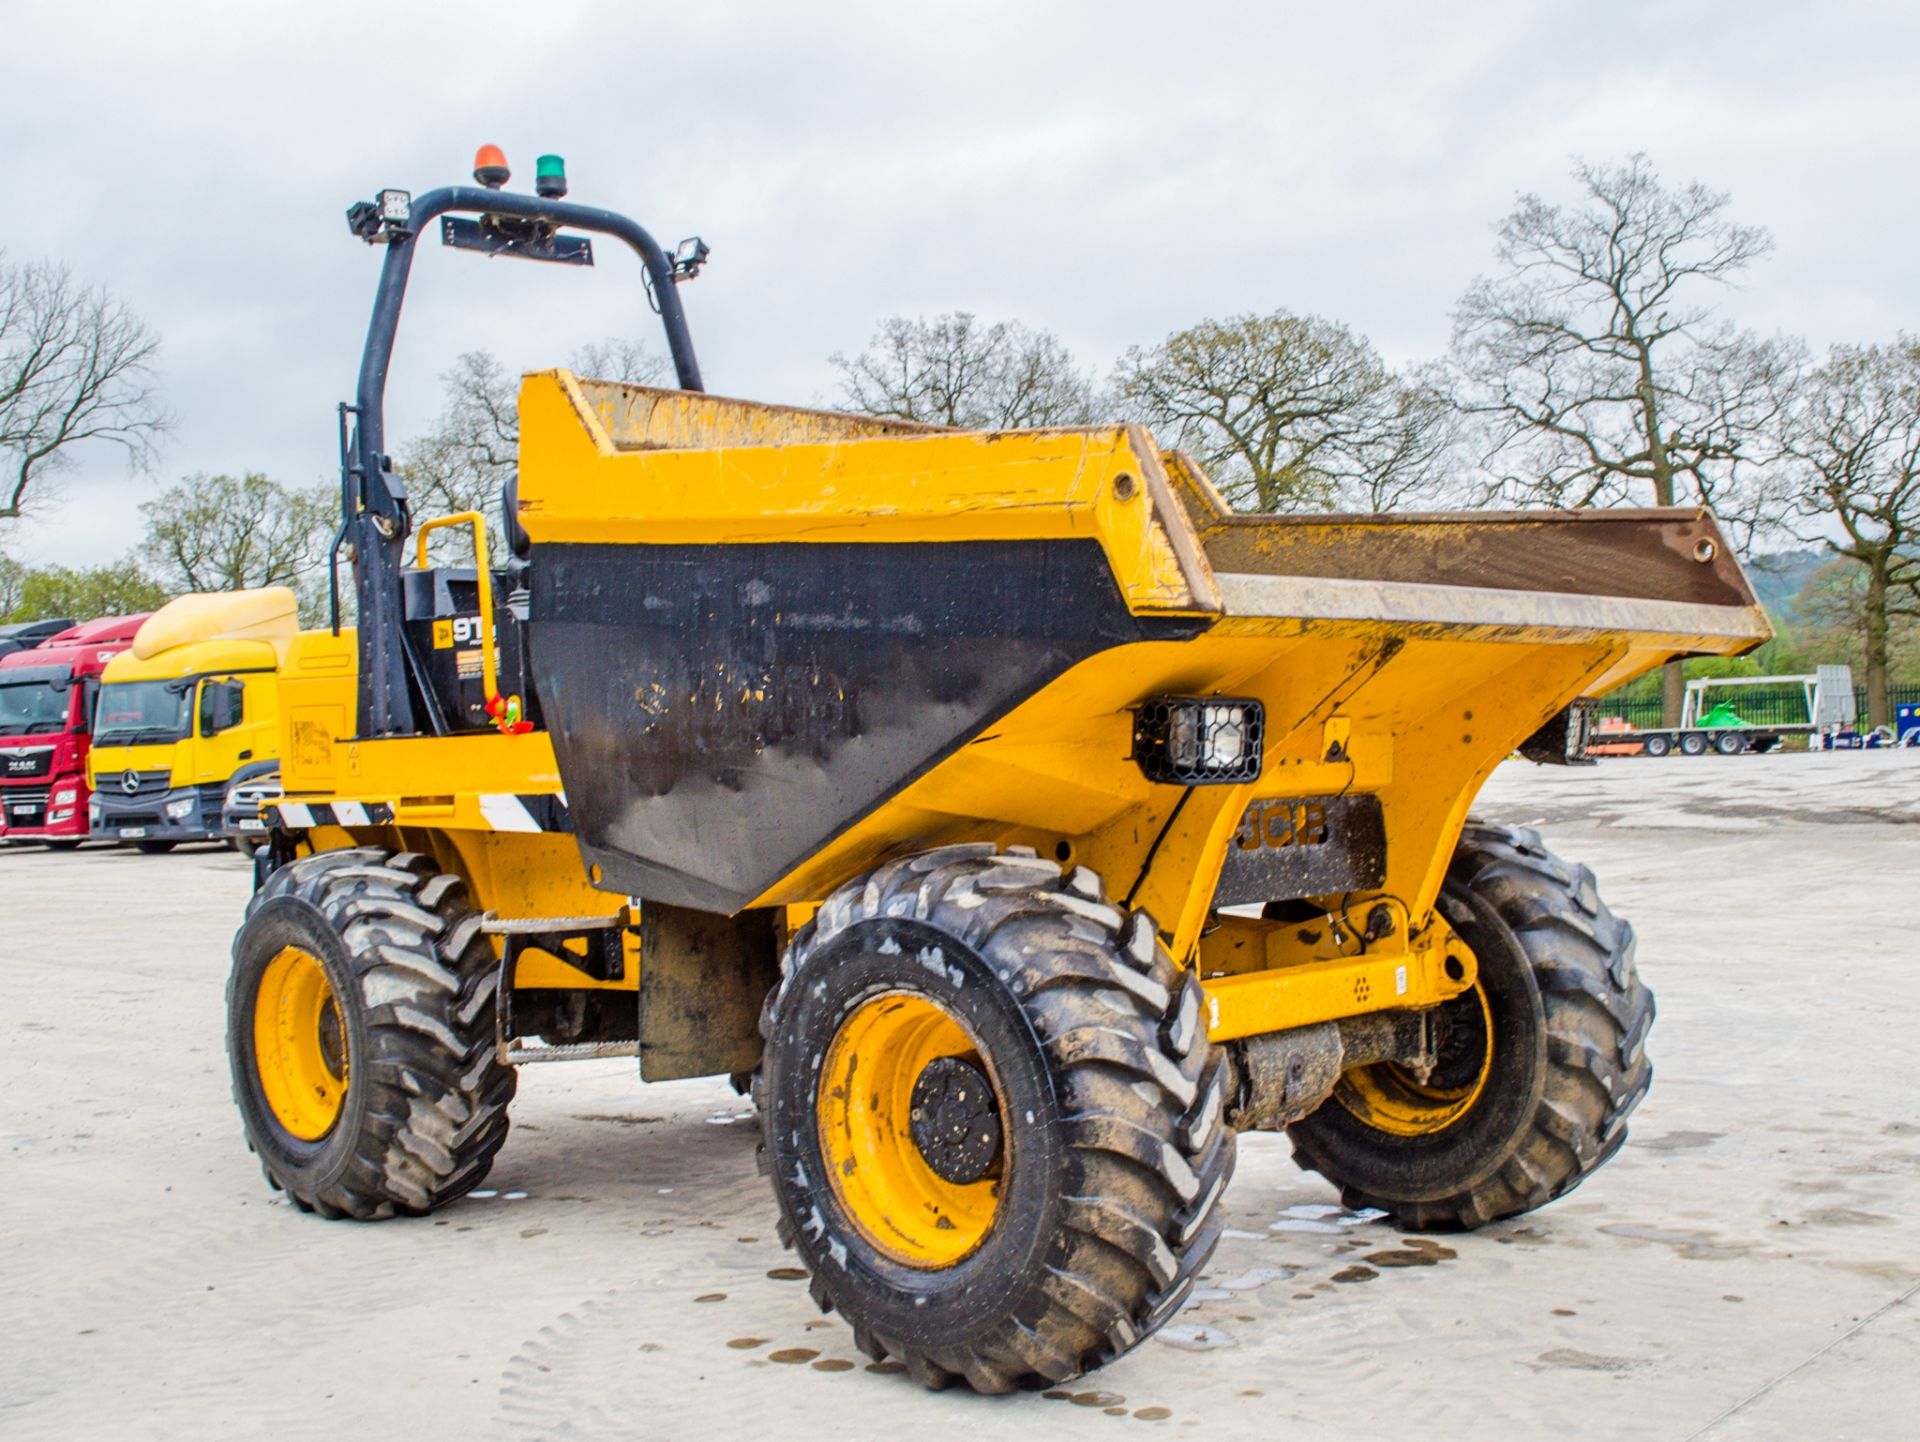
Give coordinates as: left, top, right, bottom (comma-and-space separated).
1132, 696, 1264, 784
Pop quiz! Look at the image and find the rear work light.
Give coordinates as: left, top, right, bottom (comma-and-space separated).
1132, 696, 1265, 785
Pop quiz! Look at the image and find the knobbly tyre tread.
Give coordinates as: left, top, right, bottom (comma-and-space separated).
229, 847, 516, 1219
758, 844, 1235, 1393
1289, 821, 1654, 1231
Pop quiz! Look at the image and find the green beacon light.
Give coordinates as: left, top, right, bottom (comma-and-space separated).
535, 154, 568, 200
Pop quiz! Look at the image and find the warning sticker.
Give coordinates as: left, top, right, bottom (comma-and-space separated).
432, 619, 454, 649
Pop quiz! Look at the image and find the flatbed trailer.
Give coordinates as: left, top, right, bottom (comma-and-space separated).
1594, 665, 1854, 757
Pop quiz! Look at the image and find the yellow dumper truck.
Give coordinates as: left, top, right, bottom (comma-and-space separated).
225, 155, 1769, 1392
90, 588, 300, 852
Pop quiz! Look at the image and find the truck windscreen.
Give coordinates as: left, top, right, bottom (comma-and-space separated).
0, 672, 72, 734
93, 680, 191, 745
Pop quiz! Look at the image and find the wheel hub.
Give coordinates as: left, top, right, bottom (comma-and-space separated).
1425, 987, 1491, 1092
909, 1056, 1003, 1184
816, 992, 1005, 1267
253, 945, 349, 1141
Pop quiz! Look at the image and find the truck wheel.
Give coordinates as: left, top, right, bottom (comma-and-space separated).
1640, 733, 1670, 757
135, 839, 177, 854
758, 845, 1233, 1393
1712, 731, 1746, 756
225, 847, 516, 1219
1288, 823, 1653, 1231
1678, 731, 1708, 756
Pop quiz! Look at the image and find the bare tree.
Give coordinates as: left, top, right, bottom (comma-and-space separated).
1, 255, 171, 520
399, 339, 670, 560
1779, 339, 1920, 730
1444, 154, 1786, 722
400, 350, 519, 527
1116, 310, 1462, 513
570, 337, 672, 388
831, 313, 1098, 429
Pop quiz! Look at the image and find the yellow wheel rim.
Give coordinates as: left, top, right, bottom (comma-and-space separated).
1336, 984, 1494, 1137
253, 945, 349, 1141
817, 992, 1004, 1268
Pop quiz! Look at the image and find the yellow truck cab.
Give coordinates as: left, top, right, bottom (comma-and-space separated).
89, 588, 298, 852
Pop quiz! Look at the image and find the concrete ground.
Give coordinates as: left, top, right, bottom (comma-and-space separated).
2, 749, 1917, 1441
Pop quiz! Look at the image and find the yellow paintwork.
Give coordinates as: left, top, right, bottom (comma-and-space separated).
274, 628, 358, 798
90, 662, 283, 795
128, 587, 298, 662
817, 991, 1001, 1267
89, 588, 306, 797
269, 378, 1775, 1054
252, 944, 347, 1139
516, 372, 1214, 615
745, 629, 1612, 972
1336, 985, 1495, 1136
1196, 903, 1477, 1041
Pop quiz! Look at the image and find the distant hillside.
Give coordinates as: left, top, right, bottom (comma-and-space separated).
1745, 548, 1827, 620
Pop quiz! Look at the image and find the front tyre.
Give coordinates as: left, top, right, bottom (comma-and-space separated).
759, 846, 1233, 1393
1288, 823, 1653, 1230
226, 848, 516, 1218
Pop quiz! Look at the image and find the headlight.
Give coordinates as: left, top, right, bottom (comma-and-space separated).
1132, 696, 1265, 784
51, 787, 77, 806
165, 797, 196, 820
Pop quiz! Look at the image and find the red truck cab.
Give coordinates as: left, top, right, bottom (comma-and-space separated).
0, 613, 150, 846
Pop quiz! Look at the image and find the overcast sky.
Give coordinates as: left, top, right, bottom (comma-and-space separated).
3, 1, 1916, 567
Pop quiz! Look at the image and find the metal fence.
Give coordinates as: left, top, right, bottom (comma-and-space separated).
1596, 683, 1920, 732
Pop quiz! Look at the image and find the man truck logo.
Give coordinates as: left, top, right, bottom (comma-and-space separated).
121, 769, 140, 795
5, 755, 34, 775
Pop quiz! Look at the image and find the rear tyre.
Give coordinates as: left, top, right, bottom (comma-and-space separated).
1288, 822, 1653, 1231
226, 847, 516, 1218
229, 834, 265, 857
1712, 731, 1746, 756
1641, 734, 1671, 757
759, 845, 1233, 1393
135, 839, 177, 854
1678, 731, 1709, 757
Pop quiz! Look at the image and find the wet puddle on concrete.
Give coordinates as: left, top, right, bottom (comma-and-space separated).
1363, 1238, 1457, 1268
1268, 1203, 1388, 1234
1039, 1388, 1174, 1421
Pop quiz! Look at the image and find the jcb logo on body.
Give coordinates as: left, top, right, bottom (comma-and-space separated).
432, 615, 486, 649
1235, 799, 1330, 852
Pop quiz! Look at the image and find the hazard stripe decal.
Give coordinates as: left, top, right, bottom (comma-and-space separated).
268, 796, 567, 834
268, 801, 396, 829
477, 793, 540, 833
